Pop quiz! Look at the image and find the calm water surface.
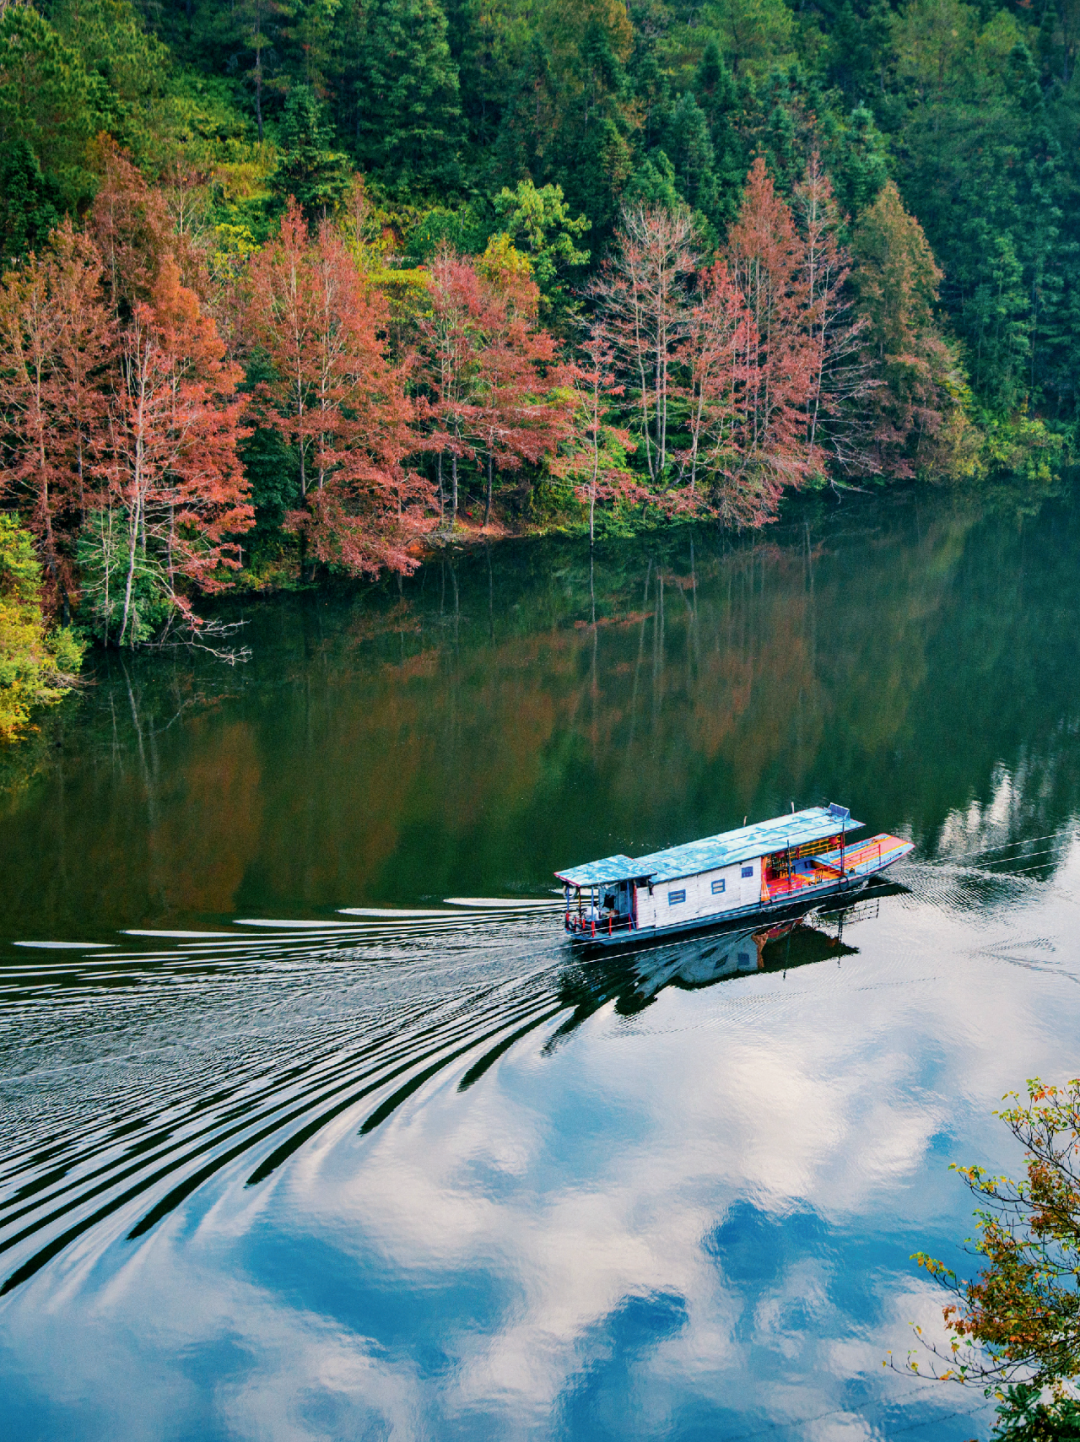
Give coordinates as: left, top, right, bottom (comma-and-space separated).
4, 488, 1080, 1440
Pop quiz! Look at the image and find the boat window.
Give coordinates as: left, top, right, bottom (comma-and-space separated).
667, 890, 686, 905
711, 878, 725, 894
741, 865, 754, 878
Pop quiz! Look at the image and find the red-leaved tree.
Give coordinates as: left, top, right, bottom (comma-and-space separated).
0, 221, 114, 611
98, 257, 252, 646
246, 201, 433, 576
725, 157, 817, 503
415, 249, 486, 529
89, 138, 208, 316
589, 196, 809, 528
793, 152, 876, 475
416, 245, 570, 529
589, 205, 698, 487
471, 247, 572, 525
679, 258, 762, 522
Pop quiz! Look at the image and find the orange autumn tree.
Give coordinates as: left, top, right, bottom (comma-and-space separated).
0, 221, 114, 613
725, 157, 818, 506
0, 153, 255, 648
246, 201, 433, 576
88, 256, 252, 646
679, 257, 760, 523
413, 248, 485, 529
414, 243, 570, 530
588, 191, 812, 529
793, 152, 877, 476
89, 138, 207, 317
909, 1079, 1080, 1436
470, 240, 573, 526
589, 205, 698, 489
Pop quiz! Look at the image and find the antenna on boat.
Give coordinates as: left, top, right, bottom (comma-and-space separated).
790, 801, 794, 812
743, 816, 747, 827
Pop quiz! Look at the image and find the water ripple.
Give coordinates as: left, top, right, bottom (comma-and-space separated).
0, 874, 1004, 1297
0, 905, 567, 1293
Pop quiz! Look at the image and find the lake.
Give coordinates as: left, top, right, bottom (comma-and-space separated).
4, 484, 1080, 1441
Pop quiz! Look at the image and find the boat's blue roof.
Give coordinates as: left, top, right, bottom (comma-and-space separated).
556, 806, 861, 888
553, 853, 639, 887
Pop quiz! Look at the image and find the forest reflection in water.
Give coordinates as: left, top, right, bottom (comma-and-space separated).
3, 485, 1080, 937
5, 483, 1080, 1441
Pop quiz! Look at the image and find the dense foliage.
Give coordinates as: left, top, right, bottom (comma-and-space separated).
0, 513, 82, 741
913, 1079, 1080, 1440
0, 0, 1076, 688
67, 0, 1077, 439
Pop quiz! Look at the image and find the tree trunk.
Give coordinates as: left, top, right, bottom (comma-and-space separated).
483, 453, 493, 527
119, 499, 141, 648
254, 50, 264, 143
167, 501, 175, 598
76, 431, 86, 522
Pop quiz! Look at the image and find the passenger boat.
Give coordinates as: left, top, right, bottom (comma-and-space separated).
556, 803, 913, 946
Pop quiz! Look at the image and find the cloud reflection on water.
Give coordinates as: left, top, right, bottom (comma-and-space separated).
7, 489, 1080, 1438
10, 888, 1068, 1437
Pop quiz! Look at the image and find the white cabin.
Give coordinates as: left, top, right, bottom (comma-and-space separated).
555, 804, 912, 944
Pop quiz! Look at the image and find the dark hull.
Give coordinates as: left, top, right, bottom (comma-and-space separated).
568, 871, 883, 953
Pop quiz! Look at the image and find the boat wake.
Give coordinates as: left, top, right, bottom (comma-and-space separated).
0, 897, 875, 1296
0, 905, 567, 1295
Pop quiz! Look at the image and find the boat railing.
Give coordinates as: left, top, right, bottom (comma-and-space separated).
764, 859, 849, 900
565, 910, 635, 938
766, 837, 893, 897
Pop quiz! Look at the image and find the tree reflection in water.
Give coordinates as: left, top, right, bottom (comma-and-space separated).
3, 485, 1080, 940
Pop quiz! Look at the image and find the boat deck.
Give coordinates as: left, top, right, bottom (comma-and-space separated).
763, 833, 912, 901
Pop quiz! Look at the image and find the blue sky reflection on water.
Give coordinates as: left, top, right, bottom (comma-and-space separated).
5, 492, 1080, 1439
7, 866, 1080, 1440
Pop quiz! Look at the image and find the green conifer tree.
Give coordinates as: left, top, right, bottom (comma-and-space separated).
0, 139, 61, 264
495, 34, 558, 184
44, 0, 168, 159
1004, 42, 1075, 414
693, 41, 748, 224
269, 84, 351, 223
550, 16, 632, 235
354, 0, 462, 192
491, 179, 590, 309
852, 180, 977, 478
0, 4, 102, 216
623, 150, 682, 213
629, 42, 670, 153
665, 93, 719, 220
827, 105, 889, 219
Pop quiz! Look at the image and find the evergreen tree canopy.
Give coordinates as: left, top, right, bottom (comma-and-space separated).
0, 139, 61, 265
353, 0, 462, 191
270, 85, 352, 223
491, 179, 591, 306
0, 3, 103, 213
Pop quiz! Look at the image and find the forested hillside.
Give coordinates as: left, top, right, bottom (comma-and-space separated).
0, 0, 1076, 671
